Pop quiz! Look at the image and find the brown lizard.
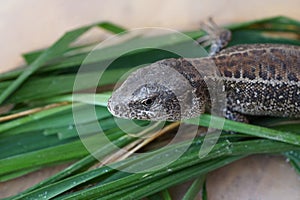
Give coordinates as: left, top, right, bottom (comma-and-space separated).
107, 19, 300, 123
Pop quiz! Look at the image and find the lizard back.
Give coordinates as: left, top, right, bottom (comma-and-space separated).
207, 44, 300, 118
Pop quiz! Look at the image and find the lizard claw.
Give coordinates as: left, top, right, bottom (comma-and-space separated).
196, 18, 232, 56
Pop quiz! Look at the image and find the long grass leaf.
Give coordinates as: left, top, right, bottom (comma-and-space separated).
0, 26, 94, 104
186, 114, 300, 146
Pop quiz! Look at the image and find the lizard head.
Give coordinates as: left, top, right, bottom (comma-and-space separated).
107, 59, 207, 121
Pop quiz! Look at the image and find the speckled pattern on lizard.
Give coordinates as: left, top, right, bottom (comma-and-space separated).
107, 19, 300, 123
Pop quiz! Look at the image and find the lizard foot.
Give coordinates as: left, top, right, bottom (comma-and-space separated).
196, 18, 232, 56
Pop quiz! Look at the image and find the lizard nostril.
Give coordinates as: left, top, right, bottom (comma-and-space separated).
114, 105, 120, 110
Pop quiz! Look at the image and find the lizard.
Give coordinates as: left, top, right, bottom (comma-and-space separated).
107, 19, 300, 123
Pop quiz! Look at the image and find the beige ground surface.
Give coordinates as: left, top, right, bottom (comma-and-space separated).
0, 0, 300, 199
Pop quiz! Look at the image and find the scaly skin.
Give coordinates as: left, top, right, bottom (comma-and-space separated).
212, 44, 300, 122
108, 22, 300, 122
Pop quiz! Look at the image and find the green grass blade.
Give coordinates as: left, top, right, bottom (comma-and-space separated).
0, 21, 127, 105
226, 16, 300, 32
0, 104, 73, 135
10, 133, 135, 198
186, 114, 300, 146
22, 138, 298, 200
284, 150, 300, 175
201, 180, 208, 200
0, 25, 93, 105
0, 131, 71, 159
2, 105, 110, 136
0, 167, 41, 182
22, 22, 126, 64
182, 176, 206, 200
0, 138, 89, 176
60, 157, 243, 200
97, 21, 127, 34
161, 189, 172, 200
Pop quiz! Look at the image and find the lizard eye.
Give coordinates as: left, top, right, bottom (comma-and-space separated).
141, 98, 155, 106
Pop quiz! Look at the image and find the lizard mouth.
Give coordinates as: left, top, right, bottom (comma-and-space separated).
107, 97, 139, 119
108, 97, 164, 120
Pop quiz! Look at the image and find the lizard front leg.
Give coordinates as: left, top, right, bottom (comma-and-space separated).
196, 18, 232, 56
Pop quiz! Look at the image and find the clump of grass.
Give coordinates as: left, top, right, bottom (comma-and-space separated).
0, 16, 300, 199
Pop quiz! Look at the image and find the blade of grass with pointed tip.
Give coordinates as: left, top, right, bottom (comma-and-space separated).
0, 22, 127, 105
22, 22, 126, 64
0, 26, 91, 104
